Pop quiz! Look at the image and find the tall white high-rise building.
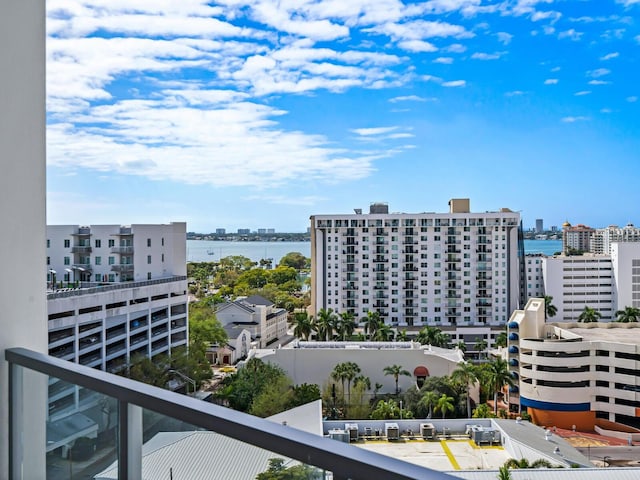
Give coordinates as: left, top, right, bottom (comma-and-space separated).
310, 199, 524, 342
590, 223, 640, 254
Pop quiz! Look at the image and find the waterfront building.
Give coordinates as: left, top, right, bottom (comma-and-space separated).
508, 298, 640, 432
215, 294, 288, 348
237, 228, 251, 234
590, 223, 640, 254
215, 228, 226, 235
310, 199, 524, 347
535, 219, 543, 233
561, 221, 594, 254
541, 243, 640, 322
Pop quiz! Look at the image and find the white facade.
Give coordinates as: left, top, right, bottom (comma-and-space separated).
310, 200, 524, 342
508, 299, 640, 431
0, 2, 48, 475
524, 255, 545, 301
250, 341, 464, 395
216, 295, 288, 348
47, 223, 186, 285
591, 223, 640, 255
541, 242, 640, 322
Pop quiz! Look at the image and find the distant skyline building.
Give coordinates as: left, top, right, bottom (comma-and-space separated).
535, 219, 543, 233
215, 228, 226, 235
310, 199, 524, 347
590, 223, 640, 255
561, 221, 594, 254
237, 228, 250, 235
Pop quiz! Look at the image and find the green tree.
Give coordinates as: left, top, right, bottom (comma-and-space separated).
374, 323, 395, 342
418, 391, 439, 419
220, 255, 255, 271
485, 358, 515, 415
578, 306, 602, 323
292, 312, 313, 341
289, 383, 321, 408
454, 340, 467, 352
278, 252, 310, 270
369, 399, 411, 420
416, 326, 449, 347
383, 364, 411, 395
472, 403, 495, 418
256, 458, 321, 480
615, 306, 640, 323
189, 301, 228, 346
474, 337, 488, 360
497, 465, 512, 480
336, 311, 357, 341
451, 362, 479, 418
269, 265, 299, 286
314, 308, 338, 341
495, 331, 508, 348
362, 310, 381, 341
435, 393, 455, 419
544, 295, 557, 319
249, 376, 293, 417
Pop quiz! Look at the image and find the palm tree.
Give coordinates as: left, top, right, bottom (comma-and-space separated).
544, 295, 557, 319
331, 363, 348, 403
362, 310, 381, 340
578, 306, 602, 323
474, 337, 488, 360
416, 326, 449, 347
292, 312, 313, 340
419, 391, 439, 419
336, 311, 357, 340
435, 393, 455, 419
374, 323, 395, 341
495, 331, 508, 348
315, 308, 338, 341
342, 361, 361, 402
485, 358, 514, 415
383, 364, 411, 395
454, 340, 467, 352
497, 465, 512, 480
615, 306, 640, 323
353, 374, 371, 391
396, 329, 408, 341
451, 361, 479, 418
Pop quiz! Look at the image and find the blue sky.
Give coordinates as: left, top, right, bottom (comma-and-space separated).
46, 0, 640, 233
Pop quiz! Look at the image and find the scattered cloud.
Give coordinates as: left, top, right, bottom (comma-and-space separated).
471, 52, 504, 60
561, 116, 590, 123
351, 126, 399, 136
558, 29, 583, 40
444, 43, 467, 53
531, 11, 562, 22
496, 32, 513, 45
550, 66, 561, 72
600, 52, 619, 61
544, 79, 559, 85
616, 0, 640, 6
627, 96, 638, 103
389, 95, 435, 103
505, 90, 527, 97
600, 108, 613, 113
574, 91, 591, 96
397, 40, 438, 52
587, 68, 611, 78
442, 80, 466, 87
433, 57, 454, 64
588, 80, 611, 85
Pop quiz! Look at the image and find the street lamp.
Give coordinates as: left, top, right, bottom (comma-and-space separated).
168, 369, 196, 395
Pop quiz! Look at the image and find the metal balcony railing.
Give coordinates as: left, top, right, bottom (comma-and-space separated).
6, 347, 456, 480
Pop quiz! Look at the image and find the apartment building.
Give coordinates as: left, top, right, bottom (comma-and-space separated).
591, 223, 640, 254
524, 254, 545, 301
508, 298, 640, 432
45, 223, 189, 422
541, 242, 640, 322
561, 221, 594, 254
310, 199, 524, 343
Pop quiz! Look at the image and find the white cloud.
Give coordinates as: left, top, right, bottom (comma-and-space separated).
366, 19, 473, 42
587, 68, 611, 78
600, 108, 613, 114
616, 0, 640, 6
600, 52, 619, 61
445, 43, 467, 53
471, 52, 504, 60
496, 32, 513, 45
397, 40, 438, 52
351, 126, 399, 136
531, 11, 561, 22
561, 116, 590, 123
505, 90, 527, 96
544, 78, 559, 85
442, 80, 466, 87
550, 66, 561, 72
627, 96, 638, 103
389, 95, 434, 103
574, 91, 591, 96
433, 57, 454, 64
558, 29, 583, 41
588, 80, 611, 85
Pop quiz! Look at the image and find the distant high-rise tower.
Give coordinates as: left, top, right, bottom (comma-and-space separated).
536, 219, 544, 233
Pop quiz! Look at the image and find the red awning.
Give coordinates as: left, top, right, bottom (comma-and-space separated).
413, 366, 429, 377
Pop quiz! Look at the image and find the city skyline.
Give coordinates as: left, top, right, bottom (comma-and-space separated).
46, 1, 640, 232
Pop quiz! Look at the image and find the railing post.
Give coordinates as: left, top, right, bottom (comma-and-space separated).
118, 400, 142, 480
9, 363, 23, 480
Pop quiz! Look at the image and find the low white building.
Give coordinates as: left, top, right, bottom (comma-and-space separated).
216, 295, 288, 348
206, 325, 252, 365
508, 298, 640, 433
249, 341, 464, 395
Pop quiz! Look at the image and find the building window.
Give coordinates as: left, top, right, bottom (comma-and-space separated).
108, 239, 115, 247
64, 239, 70, 248
108, 256, 115, 265
161, 253, 165, 262
95, 256, 101, 265
108, 274, 115, 282
161, 237, 164, 246
95, 274, 101, 282
147, 238, 151, 247
147, 255, 152, 264
64, 256, 70, 265
46, 239, 50, 248
47, 256, 50, 265
147, 272, 152, 280
95, 239, 101, 248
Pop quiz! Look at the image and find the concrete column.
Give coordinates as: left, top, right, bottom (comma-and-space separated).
0, 0, 47, 477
